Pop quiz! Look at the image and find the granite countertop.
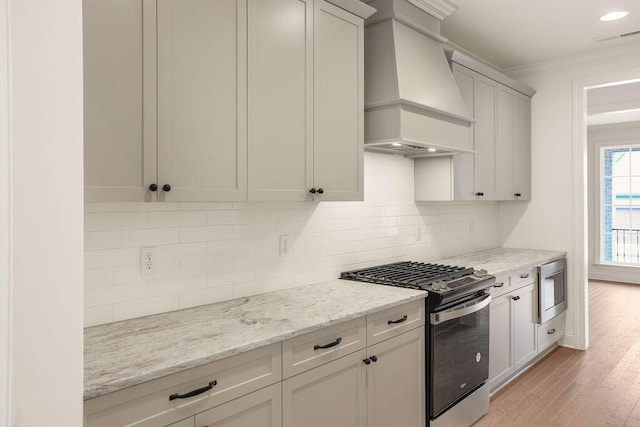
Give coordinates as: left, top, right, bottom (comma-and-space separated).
436, 247, 566, 277
84, 279, 427, 400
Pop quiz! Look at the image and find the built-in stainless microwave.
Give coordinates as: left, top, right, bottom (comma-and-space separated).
537, 258, 567, 324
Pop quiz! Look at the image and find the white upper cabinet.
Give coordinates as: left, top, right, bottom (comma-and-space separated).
157, 0, 248, 202
248, 0, 365, 202
83, 0, 149, 201
84, 0, 368, 203
247, 0, 313, 201
313, 0, 364, 201
415, 59, 532, 202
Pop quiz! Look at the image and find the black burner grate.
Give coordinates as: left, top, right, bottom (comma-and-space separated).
340, 261, 474, 289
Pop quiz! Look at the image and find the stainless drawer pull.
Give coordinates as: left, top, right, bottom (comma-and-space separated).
169, 380, 216, 401
520, 273, 530, 279
494, 282, 505, 288
314, 337, 342, 350
547, 328, 556, 335
388, 315, 408, 325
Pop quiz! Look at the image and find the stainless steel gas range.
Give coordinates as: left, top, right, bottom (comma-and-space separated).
342, 261, 495, 427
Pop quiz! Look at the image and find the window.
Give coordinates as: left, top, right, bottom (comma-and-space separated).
600, 145, 640, 264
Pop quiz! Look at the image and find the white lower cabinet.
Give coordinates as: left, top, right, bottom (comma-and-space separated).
489, 282, 537, 392
195, 383, 282, 427
282, 304, 425, 427
85, 299, 426, 427
283, 349, 368, 427
366, 327, 425, 427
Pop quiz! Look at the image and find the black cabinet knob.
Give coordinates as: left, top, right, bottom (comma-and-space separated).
370, 355, 378, 363
515, 193, 522, 197
309, 188, 317, 194
317, 188, 324, 194
363, 358, 371, 365
162, 184, 171, 192
512, 296, 521, 301
475, 192, 484, 197
148, 184, 158, 192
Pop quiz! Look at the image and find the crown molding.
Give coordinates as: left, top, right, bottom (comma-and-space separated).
405, 0, 458, 20
504, 42, 640, 80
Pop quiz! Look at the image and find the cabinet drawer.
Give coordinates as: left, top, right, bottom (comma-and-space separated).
367, 299, 425, 346
84, 343, 282, 427
537, 312, 565, 352
283, 317, 366, 379
490, 274, 511, 298
512, 266, 535, 287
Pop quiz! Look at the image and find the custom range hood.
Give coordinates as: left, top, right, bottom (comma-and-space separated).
364, 0, 475, 157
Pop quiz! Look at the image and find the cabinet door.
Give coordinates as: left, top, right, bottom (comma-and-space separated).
367, 327, 425, 427
451, 63, 476, 201
157, 0, 247, 202
313, 0, 364, 201
475, 75, 498, 200
496, 85, 514, 200
512, 283, 537, 370
195, 383, 281, 427
169, 418, 195, 427
512, 92, 531, 200
83, 0, 155, 202
282, 349, 367, 427
247, 0, 313, 201
489, 293, 513, 391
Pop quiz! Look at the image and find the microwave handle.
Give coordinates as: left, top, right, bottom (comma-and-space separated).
430, 293, 491, 325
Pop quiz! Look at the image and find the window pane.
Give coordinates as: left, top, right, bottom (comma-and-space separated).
611, 149, 630, 176
612, 177, 631, 203
632, 177, 640, 206
612, 150, 630, 177
612, 205, 630, 230
630, 149, 640, 176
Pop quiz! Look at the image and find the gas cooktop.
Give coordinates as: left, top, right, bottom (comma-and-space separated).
340, 261, 495, 307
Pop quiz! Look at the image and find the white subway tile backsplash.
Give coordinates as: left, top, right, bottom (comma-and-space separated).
84, 231, 114, 250
85, 212, 148, 231
84, 268, 113, 289
179, 285, 234, 310
112, 295, 180, 323
180, 225, 233, 243
84, 248, 139, 269
148, 211, 208, 228
85, 282, 147, 307
114, 202, 180, 212
84, 153, 501, 326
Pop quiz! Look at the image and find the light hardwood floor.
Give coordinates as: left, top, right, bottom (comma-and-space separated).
476, 280, 640, 427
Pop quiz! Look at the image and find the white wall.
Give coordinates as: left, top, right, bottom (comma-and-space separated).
85, 152, 501, 326
8, 0, 84, 425
500, 44, 640, 350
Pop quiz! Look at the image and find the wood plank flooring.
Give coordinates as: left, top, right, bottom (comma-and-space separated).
475, 280, 640, 427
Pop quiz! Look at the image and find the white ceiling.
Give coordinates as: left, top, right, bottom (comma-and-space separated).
440, 0, 640, 70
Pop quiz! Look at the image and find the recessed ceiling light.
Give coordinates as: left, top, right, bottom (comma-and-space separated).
391, 142, 403, 147
427, 148, 437, 152
599, 11, 630, 22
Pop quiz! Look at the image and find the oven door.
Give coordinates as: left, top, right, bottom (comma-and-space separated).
430, 292, 491, 418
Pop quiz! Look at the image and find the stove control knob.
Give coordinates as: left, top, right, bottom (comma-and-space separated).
432, 281, 446, 291
474, 269, 488, 278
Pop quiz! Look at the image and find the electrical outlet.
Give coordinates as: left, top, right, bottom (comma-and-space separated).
140, 247, 157, 275
279, 235, 290, 258
415, 226, 422, 242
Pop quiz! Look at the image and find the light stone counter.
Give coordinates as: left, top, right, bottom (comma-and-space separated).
435, 247, 566, 277
84, 279, 426, 400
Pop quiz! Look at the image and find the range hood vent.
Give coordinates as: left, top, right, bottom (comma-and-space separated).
364, 0, 475, 157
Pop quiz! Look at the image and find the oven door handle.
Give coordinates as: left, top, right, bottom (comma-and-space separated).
430, 294, 491, 325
